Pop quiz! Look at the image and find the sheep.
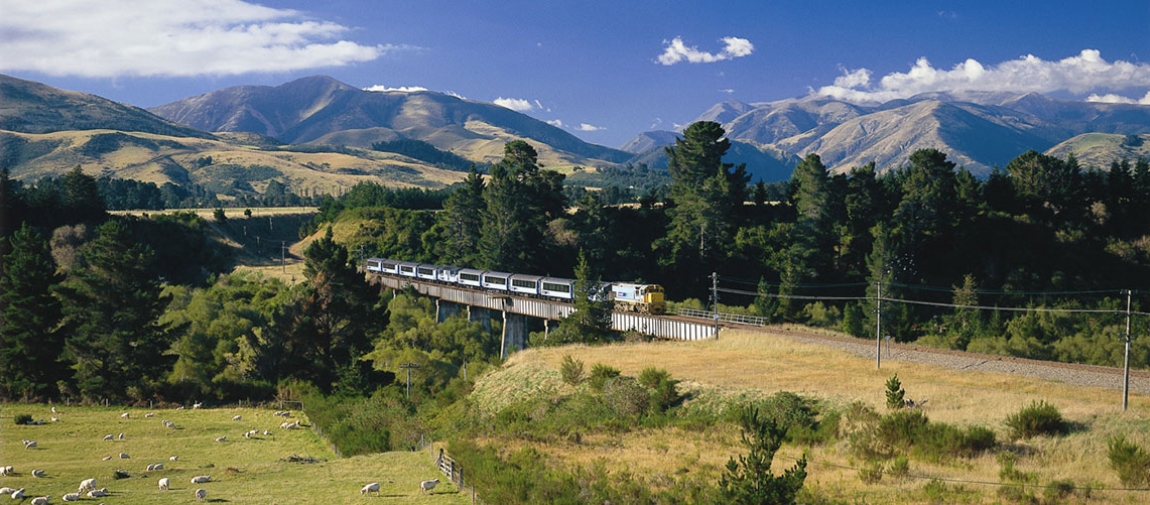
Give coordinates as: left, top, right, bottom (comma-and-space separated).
31, 469, 45, 478
215, 436, 227, 443
23, 440, 37, 449
360, 482, 381, 496
10, 488, 24, 500
145, 412, 154, 418
30, 495, 48, 505
0, 466, 12, 475
87, 488, 108, 498
195, 488, 208, 501
63, 492, 81, 501
192, 402, 203, 409
158, 477, 170, 490
232, 414, 242, 421
51, 406, 57, 414
103, 434, 114, 441
190, 475, 212, 484
119, 452, 130, 459
145, 463, 164, 472
50, 417, 59, 422
420, 478, 440, 495
176, 406, 185, 410
120, 412, 130, 419
102, 456, 112, 461
117, 432, 125, 440
0, 488, 13, 495
169, 455, 179, 462
262, 430, 271, 436
79, 478, 97, 492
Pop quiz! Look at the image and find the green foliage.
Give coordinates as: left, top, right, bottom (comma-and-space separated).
888, 455, 910, 479
885, 374, 906, 410
14, 413, 32, 425
858, 461, 884, 484
602, 376, 649, 418
1107, 435, 1150, 487
1004, 400, 1067, 440
559, 355, 584, 386
0, 223, 64, 400
587, 363, 621, 391
637, 367, 680, 413
997, 451, 1037, 484
850, 408, 996, 463
371, 138, 474, 172
718, 406, 808, 504
302, 389, 415, 455
213, 207, 227, 223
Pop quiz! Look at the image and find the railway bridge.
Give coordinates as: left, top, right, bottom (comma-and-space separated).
369, 274, 715, 357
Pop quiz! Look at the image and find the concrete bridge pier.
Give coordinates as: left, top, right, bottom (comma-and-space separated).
436, 299, 463, 323
501, 312, 528, 359
467, 306, 493, 334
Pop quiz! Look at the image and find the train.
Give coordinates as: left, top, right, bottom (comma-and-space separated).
365, 258, 666, 315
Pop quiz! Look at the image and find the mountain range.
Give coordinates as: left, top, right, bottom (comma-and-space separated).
3, 73, 1150, 195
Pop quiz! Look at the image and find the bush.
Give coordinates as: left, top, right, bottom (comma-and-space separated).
588, 363, 621, 391
888, 456, 910, 479
14, 413, 32, 425
858, 461, 883, 484
1108, 435, 1150, 487
850, 409, 996, 462
603, 377, 649, 417
1043, 479, 1077, 501
559, 355, 584, 386
1005, 400, 1067, 439
998, 452, 1036, 484
637, 367, 680, 413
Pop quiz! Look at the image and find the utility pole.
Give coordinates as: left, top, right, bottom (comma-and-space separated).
281, 241, 286, 273
875, 281, 882, 370
712, 272, 719, 339
400, 363, 421, 400
1124, 289, 1132, 412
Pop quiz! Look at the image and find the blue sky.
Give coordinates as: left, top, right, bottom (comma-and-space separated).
2, 1, 1149, 148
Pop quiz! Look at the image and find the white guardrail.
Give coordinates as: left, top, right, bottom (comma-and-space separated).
674, 307, 769, 327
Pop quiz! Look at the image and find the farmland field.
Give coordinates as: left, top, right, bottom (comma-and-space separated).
0, 405, 468, 504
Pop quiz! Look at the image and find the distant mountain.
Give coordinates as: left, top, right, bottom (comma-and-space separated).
626, 92, 1150, 178
1046, 133, 1150, 169
625, 138, 798, 183
149, 75, 632, 168
0, 74, 212, 139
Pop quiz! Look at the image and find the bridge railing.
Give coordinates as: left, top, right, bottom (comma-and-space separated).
674, 307, 769, 327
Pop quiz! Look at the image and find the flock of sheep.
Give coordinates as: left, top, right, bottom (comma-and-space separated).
3, 405, 449, 501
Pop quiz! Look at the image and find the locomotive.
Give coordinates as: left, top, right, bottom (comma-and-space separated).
365, 258, 666, 315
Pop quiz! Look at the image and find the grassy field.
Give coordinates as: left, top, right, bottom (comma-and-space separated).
0, 405, 468, 504
473, 329, 1150, 504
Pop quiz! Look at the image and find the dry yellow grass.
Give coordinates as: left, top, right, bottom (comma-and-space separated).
487, 329, 1150, 503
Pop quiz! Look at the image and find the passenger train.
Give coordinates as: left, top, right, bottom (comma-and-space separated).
365, 258, 666, 315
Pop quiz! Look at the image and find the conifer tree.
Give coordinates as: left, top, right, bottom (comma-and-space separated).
719, 407, 808, 504
0, 223, 64, 399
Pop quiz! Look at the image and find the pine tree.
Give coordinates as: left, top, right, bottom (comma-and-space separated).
0, 223, 64, 399
718, 407, 808, 504
434, 165, 485, 266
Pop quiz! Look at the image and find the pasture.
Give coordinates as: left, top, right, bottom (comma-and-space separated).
0, 405, 467, 504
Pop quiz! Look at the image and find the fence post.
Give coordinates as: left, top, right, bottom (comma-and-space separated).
458, 465, 464, 491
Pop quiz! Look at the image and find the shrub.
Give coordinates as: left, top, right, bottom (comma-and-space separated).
998, 452, 1036, 484
1108, 435, 1150, 487
588, 363, 621, 391
888, 456, 910, 479
603, 377, 649, 418
885, 374, 906, 410
559, 355, 584, 386
1005, 400, 1067, 439
637, 367, 680, 413
14, 413, 32, 425
1043, 479, 1077, 501
858, 461, 884, 484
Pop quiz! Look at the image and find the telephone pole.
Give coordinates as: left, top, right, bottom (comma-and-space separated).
711, 272, 719, 339
875, 281, 882, 370
1123, 289, 1132, 411
400, 363, 421, 400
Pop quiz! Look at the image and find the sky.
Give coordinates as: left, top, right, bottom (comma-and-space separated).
2, 1, 1149, 148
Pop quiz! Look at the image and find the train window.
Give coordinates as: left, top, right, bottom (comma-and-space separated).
382, 262, 396, 270
542, 282, 571, 293
485, 276, 507, 285
512, 279, 537, 288
418, 267, 434, 276
460, 273, 480, 282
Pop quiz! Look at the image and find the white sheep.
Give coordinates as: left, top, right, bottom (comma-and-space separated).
62, 492, 81, 501
190, 475, 212, 484
102, 456, 113, 461
232, 414, 242, 421
23, 440, 37, 449
87, 487, 108, 498
120, 412, 130, 419
195, 488, 207, 501
420, 478, 440, 495
117, 432, 125, 440
0, 465, 12, 475
29, 495, 48, 505
176, 406, 185, 410
215, 436, 227, 442
50, 417, 59, 422
360, 482, 381, 496
169, 455, 179, 462
0, 488, 13, 495
146, 463, 164, 471
31, 469, 45, 478
193, 402, 203, 409
10, 488, 24, 500
158, 477, 170, 490
51, 406, 57, 414
145, 412, 154, 418
119, 452, 130, 459
79, 478, 97, 492
103, 434, 114, 441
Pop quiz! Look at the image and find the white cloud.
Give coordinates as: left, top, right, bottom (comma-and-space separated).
493, 97, 534, 111
546, 119, 565, 128
576, 123, 605, 132
719, 88, 735, 94
0, 0, 400, 77
364, 85, 429, 93
1087, 91, 1150, 105
657, 36, 754, 66
815, 50, 1150, 103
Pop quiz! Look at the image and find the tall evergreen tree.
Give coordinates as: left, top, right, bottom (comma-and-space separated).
55, 219, 171, 401
430, 165, 485, 266
0, 223, 64, 399
479, 141, 564, 272
718, 406, 808, 504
